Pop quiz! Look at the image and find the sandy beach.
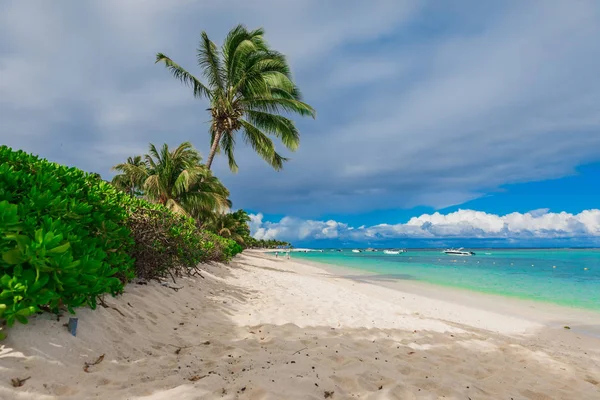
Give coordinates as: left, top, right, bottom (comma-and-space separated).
1, 251, 599, 399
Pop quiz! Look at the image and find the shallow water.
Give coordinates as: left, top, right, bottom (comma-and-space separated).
289, 249, 600, 312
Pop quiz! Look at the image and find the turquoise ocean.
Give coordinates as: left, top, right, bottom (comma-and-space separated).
289, 249, 600, 312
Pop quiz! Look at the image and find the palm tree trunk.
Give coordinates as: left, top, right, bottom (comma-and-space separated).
205, 130, 223, 170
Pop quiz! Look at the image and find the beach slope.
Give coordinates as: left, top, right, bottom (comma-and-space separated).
1, 252, 599, 399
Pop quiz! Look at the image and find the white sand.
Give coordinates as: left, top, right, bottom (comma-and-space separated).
1, 252, 599, 399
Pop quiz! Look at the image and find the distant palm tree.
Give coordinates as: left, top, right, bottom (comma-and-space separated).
112, 143, 231, 216
208, 212, 245, 244
111, 155, 146, 196
156, 24, 315, 172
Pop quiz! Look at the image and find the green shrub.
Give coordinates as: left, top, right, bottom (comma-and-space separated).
123, 198, 243, 280
0, 146, 243, 339
125, 200, 211, 280
0, 146, 135, 336
207, 233, 243, 261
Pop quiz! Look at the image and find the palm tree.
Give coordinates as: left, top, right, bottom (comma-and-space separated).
207, 212, 245, 244
112, 143, 231, 216
156, 24, 315, 172
112, 155, 146, 196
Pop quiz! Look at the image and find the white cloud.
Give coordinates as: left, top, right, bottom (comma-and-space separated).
249, 209, 600, 242
251, 213, 350, 241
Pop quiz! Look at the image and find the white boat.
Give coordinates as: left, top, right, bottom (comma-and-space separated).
443, 248, 475, 256
351, 249, 361, 253
383, 249, 406, 255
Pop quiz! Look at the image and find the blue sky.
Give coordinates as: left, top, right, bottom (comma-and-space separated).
1, 1, 600, 247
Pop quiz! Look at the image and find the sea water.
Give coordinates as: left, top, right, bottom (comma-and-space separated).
290, 249, 600, 312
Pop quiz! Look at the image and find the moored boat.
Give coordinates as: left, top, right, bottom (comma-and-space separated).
443, 248, 475, 256
383, 249, 406, 255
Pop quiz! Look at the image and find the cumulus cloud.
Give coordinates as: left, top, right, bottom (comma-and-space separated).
249, 209, 600, 243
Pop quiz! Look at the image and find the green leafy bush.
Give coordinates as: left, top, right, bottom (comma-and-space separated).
0, 146, 135, 336
125, 201, 211, 280
205, 232, 243, 261
0, 146, 243, 339
123, 198, 243, 280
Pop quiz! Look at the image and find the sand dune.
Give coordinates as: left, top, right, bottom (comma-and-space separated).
1, 252, 599, 399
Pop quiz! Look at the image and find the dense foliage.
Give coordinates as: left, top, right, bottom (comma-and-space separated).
0, 146, 135, 337
111, 156, 145, 196
205, 209, 252, 245
111, 143, 248, 265
246, 238, 292, 249
125, 200, 241, 281
0, 146, 242, 337
156, 24, 315, 171
112, 142, 231, 219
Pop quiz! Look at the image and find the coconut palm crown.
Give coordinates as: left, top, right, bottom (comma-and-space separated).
111, 142, 231, 217
111, 155, 146, 196
156, 24, 315, 172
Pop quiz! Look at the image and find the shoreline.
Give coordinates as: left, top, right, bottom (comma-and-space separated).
249, 251, 600, 337
272, 250, 600, 321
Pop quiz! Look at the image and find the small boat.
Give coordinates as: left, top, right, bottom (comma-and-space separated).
383, 249, 406, 255
351, 249, 361, 253
443, 248, 475, 256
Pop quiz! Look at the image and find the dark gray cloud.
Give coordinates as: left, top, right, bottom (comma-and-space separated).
1, 0, 600, 218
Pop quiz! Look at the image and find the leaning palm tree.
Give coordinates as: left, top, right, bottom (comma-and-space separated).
113, 142, 231, 216
156, 24, 315, 172
111, 155, 146, 196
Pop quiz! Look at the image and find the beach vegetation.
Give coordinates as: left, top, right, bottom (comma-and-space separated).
156, 24, 315, 172
125, 200, 241, 280
0, 146, 242, 338
111, 142, 231, 217
111, 155, 146, 196
0, 146, 135, 335
205, 209, 252, 245
246, 238, 292, 249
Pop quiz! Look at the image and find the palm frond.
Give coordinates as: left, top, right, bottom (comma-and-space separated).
111, 156, 148, 195
164, 198, 189, 216
231, 50, 289, 98
239, 119, 288, 170
143, 174, 162, 202
197, 32, 226, 96
146, 143, 162, 168
155, 53, 211, 99
245, 110, 300, 151
219, 227, 232, 236
220, 132, 239, 172
173, 168, 192, 197
222, 25, 267, 89
244, 97, 315, 118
